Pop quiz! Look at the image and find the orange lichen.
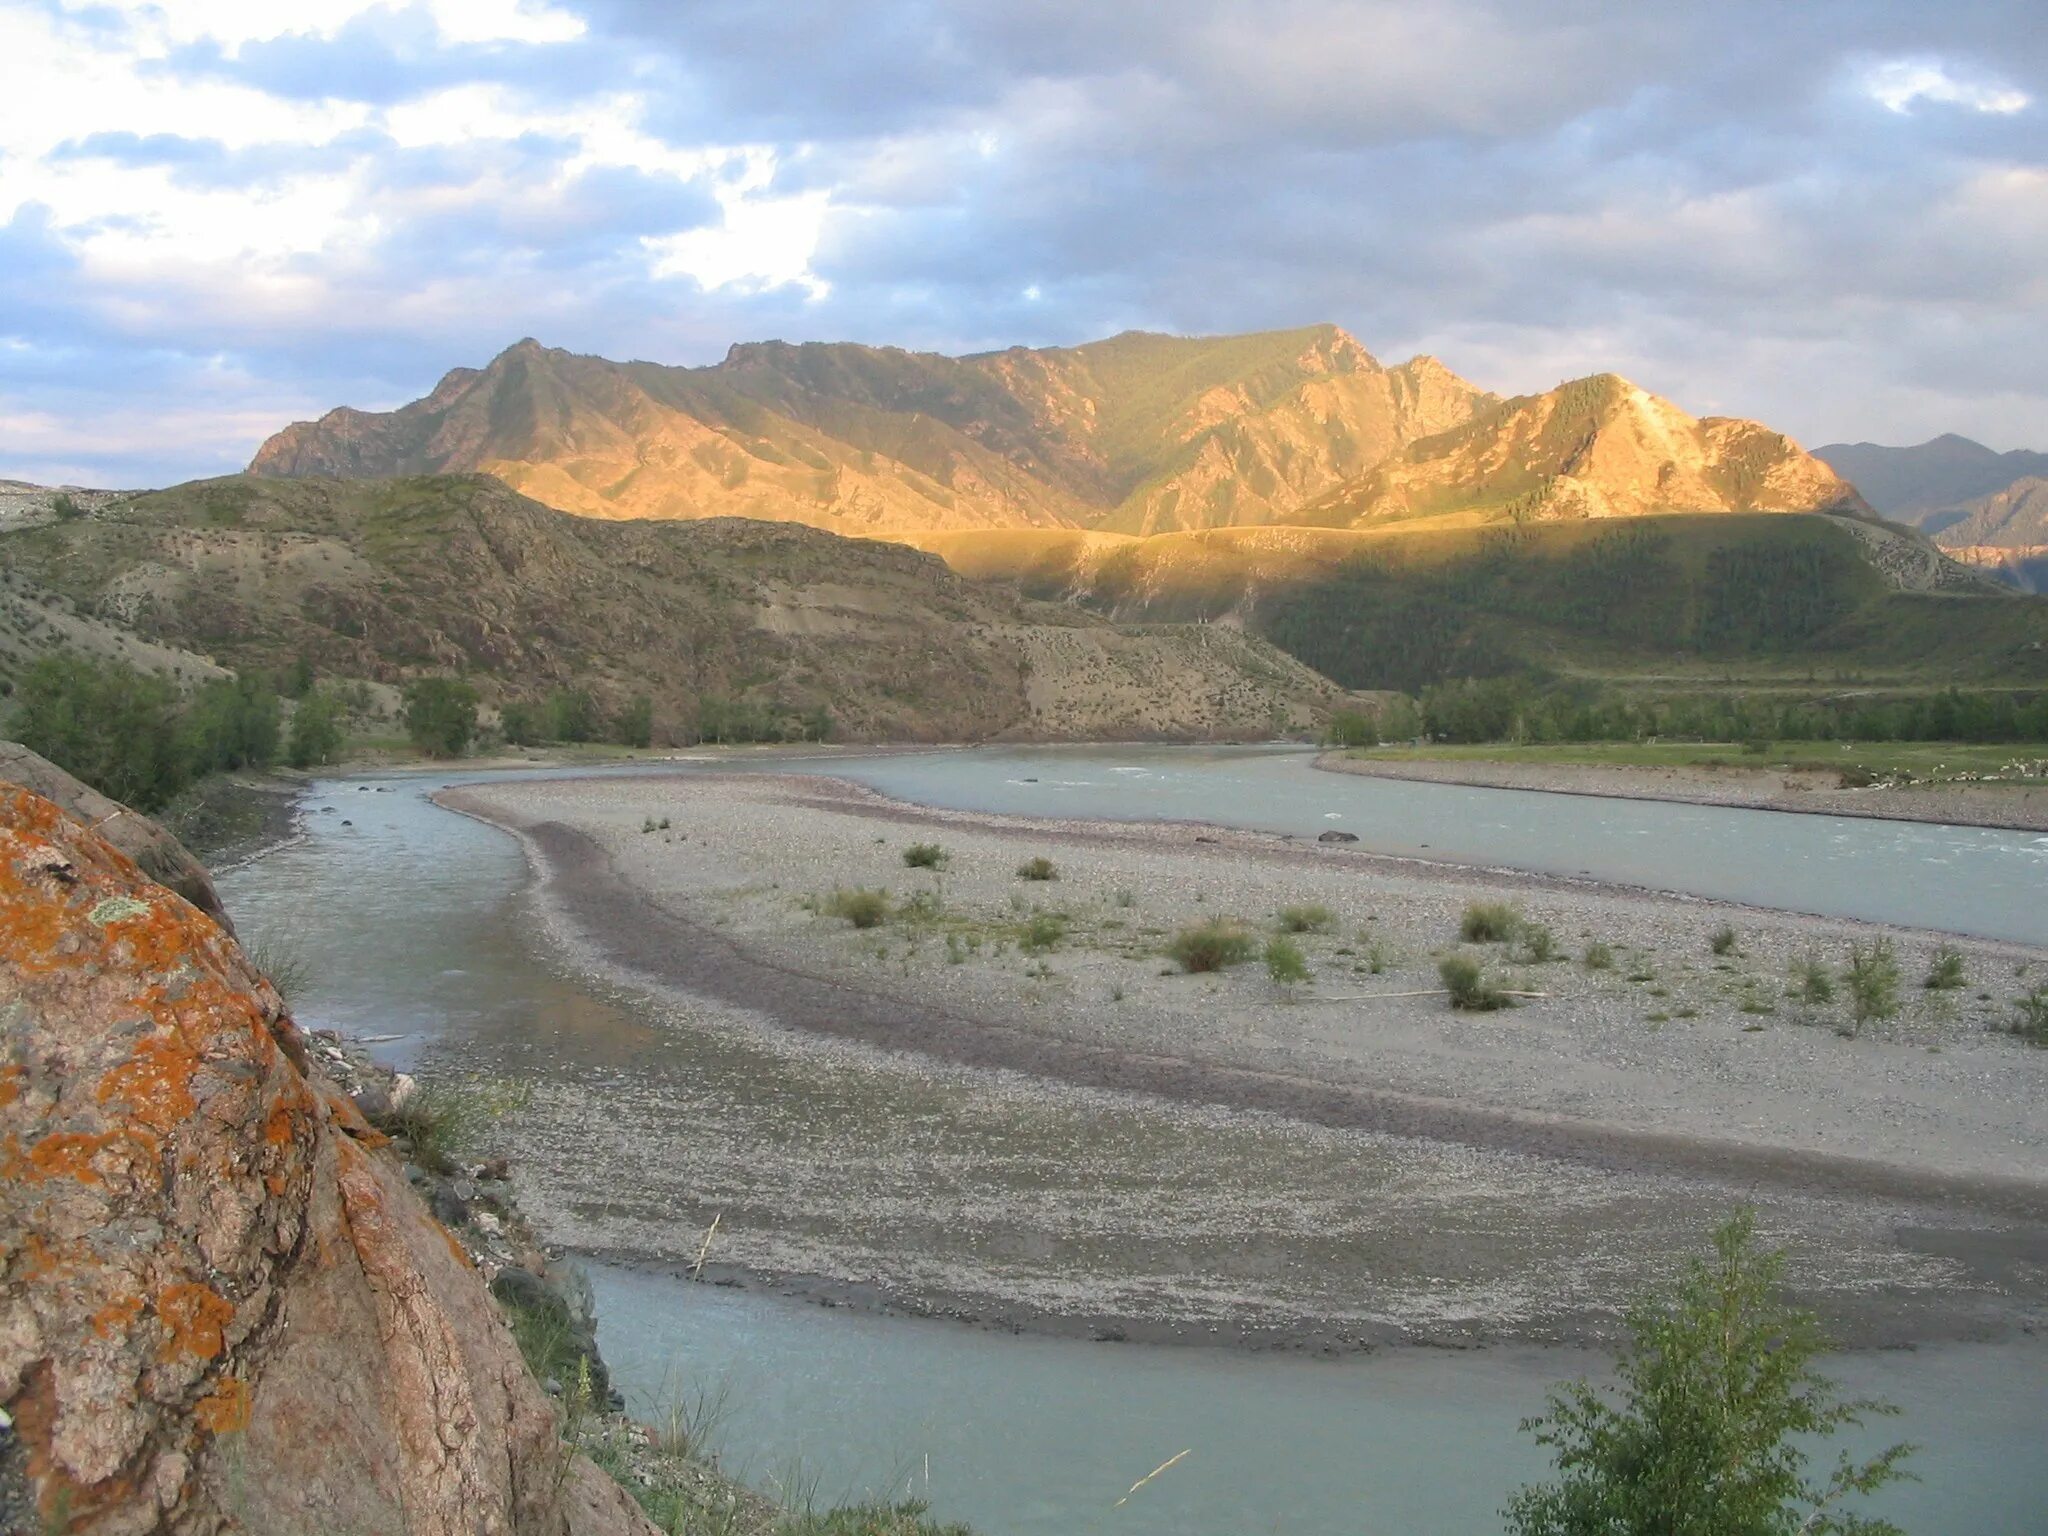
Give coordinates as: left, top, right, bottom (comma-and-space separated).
155, 1282, 235, 1363
94, 1027, 202, 1132
195, 1375, 251, 1435
0, 878, 74, 976
0, 1062, 25, 1108
438, 1224, 475, 1271
90, 1293, 144, 1340
5, 1125, 160, 1187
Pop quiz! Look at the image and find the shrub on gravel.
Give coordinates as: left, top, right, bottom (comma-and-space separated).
1511, 922, 1561, 964
1923, 946, 1966, 991
1016, 856, 1058, 881
1167, 920, 1256, 973
823, 887, 890, 929
902, 842, 949, 869
1440, 954, 1508, 1011
1844, 939, 1899, 1034
1793, 955, 1835, 1006
2006, 987, 2048, 1045
1019, 911, 1067, 952
1710, 924, 1740, 956
1582, 941, 1615, 972
1275, 903, 1334, 933
1460, 901, 1521, 943
1265, 935, 1310, 990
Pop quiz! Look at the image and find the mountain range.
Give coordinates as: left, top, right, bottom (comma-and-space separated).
1814, 435, 2048, 529
5, 327, 2041, 749
250, 327, 1868, 541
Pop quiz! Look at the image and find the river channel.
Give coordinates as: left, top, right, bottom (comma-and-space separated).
215, 751, 2048, 1534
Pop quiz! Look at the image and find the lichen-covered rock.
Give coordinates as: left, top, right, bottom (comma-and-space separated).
0, 786, 654, 1536
0, 743, 232, 937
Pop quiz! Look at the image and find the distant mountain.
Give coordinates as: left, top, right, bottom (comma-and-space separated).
251, 330, 1891, 548
250, 326, 1497, 539
0, 474, 1338, 741
1299, 374, 1867, 528
1813, 435, 2048, 527
1931, 477, 2048, 594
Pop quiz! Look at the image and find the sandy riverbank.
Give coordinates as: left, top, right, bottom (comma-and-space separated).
433, 770, 2048, 1350
1317, 752, 2048, 831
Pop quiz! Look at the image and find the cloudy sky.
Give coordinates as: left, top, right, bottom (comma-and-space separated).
3, 0, 2043, 486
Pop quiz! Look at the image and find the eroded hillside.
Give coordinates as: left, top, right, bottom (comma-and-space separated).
0, 475, 1338, 741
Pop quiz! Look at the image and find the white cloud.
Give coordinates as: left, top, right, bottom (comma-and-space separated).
643, 169, 833, 298
54, 0, 585, 51
1863, 59, 2030, 115
4, 6, 827, 339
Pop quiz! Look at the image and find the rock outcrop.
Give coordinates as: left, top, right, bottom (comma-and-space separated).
0, 782, 654, 1536
1303, 373, 1870, 528
0, 744, 231, 937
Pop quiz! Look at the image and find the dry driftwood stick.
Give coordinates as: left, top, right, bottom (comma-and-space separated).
1304, 988, 1552, 1002
1113, 1449, 1192, 1509
690, 1211, 722, 1280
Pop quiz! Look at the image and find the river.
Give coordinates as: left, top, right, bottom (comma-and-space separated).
215, 751, 2048, 1535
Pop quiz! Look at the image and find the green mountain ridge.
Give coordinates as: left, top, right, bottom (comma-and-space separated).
916, 515, 2045, 699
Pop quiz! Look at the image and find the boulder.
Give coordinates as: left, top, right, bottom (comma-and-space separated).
0, 784, 654, 1535
1317, 829, 1360, 843
0, 743, 233, 935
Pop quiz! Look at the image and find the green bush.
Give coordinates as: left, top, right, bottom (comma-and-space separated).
1582, 941, 1615, 972
1019, 911, 1067, 952
286, 687, 346, 768
823, 887, 891, 928
1460, 901, 1521, 943
1265, 934, 1310, 988
1511, 921, 1561, 964
1506, 1210, 1912, 1536
902, 842, 949, 869
1015, 856, 1058, 881
1325, 707, 1377, 747
613, 694, 654, 748
1923, 946, 1966, 991
182, 673, 282, 774
1275, 902, 1335, 933
7, 653, 188, 808
544, 687, 601, 743
1166, 920, 1256, 973
1793, 954, 1835, 1006
1710, 924, 1739, 956
1440, 954, 1508, 1010
1845, 939, 1900, 1034
403, 676, 479, 758
2007, 987, 2048, 1045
